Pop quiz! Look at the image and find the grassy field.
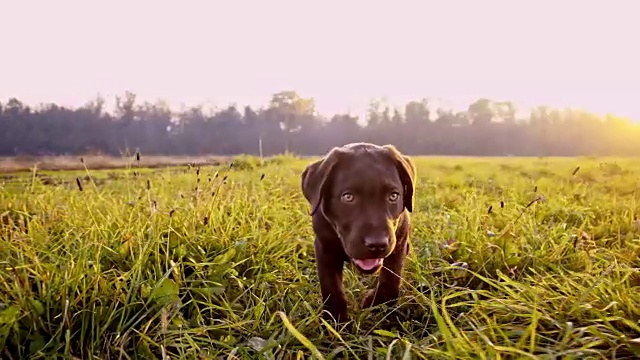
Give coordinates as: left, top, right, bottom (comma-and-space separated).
1, 154, 640, 359
0, 154, 232, 173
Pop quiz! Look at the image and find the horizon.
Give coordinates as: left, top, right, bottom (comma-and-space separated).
2, 0, 639, 121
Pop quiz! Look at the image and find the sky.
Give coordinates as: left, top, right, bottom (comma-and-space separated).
2, 0, 639, 120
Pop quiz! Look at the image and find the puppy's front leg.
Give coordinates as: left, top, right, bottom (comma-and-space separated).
314, 238, 349, 323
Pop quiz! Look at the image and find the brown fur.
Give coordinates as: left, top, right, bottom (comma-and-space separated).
301, 142, 417, 323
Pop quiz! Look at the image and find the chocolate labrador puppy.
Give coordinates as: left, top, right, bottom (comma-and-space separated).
301, 142, 416, 323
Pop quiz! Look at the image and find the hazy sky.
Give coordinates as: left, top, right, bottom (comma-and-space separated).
2, 0, 639, 120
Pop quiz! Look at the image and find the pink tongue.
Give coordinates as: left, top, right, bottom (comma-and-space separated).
353, 258, 382, 271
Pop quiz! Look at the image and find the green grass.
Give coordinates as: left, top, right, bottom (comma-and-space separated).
2, 154, 640, 359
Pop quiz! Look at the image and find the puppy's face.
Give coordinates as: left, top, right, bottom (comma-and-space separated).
326, 155, 405, 273
301, 143, 416, 274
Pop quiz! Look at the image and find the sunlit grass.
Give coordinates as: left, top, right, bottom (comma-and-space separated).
1, 154, 640, 359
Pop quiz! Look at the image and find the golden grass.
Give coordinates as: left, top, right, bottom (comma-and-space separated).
1, 154, 640, 358
0, 154, 231, 173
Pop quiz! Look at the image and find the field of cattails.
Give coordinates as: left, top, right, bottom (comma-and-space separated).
1, 154, 640, 359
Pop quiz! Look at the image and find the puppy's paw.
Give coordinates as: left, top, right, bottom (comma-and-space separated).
321, 309, 350, 325
361, 289, 378, 309
361, 289, 399, 309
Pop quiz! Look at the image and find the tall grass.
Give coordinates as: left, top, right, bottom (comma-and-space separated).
1, 155, 640, 359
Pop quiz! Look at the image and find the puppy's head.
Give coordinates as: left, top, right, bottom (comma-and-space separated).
301, 143, 416, 274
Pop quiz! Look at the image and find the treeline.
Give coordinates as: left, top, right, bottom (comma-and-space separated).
1, 90, 639, 157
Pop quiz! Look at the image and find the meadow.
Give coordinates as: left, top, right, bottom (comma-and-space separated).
1, 154, 640, 359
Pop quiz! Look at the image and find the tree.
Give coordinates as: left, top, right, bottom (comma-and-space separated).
268, 90, 316, 153
0, 92, 639, 157
467, 98, 494, 125
405, 99, 431, 125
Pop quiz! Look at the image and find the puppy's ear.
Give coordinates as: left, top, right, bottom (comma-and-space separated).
383, 144, 417, 212
301, 148, 346, 216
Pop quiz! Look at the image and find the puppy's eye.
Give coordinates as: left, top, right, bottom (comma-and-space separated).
341, 192, 354, 203
388, 192, 400, 202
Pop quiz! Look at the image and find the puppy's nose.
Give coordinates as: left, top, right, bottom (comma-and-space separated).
364, 236, 389, 253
